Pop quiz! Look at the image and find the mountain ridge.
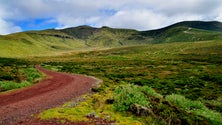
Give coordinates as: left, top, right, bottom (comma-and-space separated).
141, 21, 222, 43
0, 21, 222, 57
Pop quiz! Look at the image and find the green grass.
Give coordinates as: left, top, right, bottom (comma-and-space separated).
1, 39, 222, 124
39, 93, 144, 125
166, 94, 207, 111
166, 94, 222, 125
0, 31, 87, 57
0, 81, 31, 91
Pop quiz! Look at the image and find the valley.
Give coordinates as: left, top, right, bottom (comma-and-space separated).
0, 21, 222, 124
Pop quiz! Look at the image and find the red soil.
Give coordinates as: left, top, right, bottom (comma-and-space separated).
0, 65, 100, 125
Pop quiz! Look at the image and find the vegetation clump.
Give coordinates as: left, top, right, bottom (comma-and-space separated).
166, 94, 222, 125
114, 84, 150, 112
0, 59, 42, 92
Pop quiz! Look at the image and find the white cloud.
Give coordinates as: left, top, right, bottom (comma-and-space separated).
0, 0, 222, 34
0, 18, 22, 35
103, 9, 166, 30
215, 7, 222, 22
102, 9, 204, 31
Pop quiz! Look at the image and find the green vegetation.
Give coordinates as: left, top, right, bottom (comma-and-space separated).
39, 93, 144, 125
24, 68, 41, 82
35, 40, 222, 124
142, 21, 222, 43
166, 94, 222, 124
0, 58, 42, 92
166, 94, 206, 111
114, 84, 150, 112
0, 81, 31, 91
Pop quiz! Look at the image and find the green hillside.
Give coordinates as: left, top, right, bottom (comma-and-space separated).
141, 21, 222, 43
0, 21, 221, 57
0, 30, 88, 57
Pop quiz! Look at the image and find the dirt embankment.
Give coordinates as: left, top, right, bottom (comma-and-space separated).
0, 65, 100, 125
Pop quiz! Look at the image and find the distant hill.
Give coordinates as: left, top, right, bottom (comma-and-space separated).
61, 26, 152, 47
0, 21, 222, 57
141, 21, 222, 43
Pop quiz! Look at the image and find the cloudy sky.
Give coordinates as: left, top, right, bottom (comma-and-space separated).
0, 0, 222, 35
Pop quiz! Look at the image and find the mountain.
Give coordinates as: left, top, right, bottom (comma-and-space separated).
141, 21, 222, 43
0, 21, 221, 57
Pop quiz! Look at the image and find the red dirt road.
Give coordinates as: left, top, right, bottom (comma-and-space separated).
0, 65, 100, 125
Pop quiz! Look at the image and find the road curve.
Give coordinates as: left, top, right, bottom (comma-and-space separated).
0, 65, 100, 125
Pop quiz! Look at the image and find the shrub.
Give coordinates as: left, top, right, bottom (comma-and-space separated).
166, 94, 206, 110
24, 68, 41, 82
166, 94, 222, 125
113, 84, 150, 112
0, 68, 41, 91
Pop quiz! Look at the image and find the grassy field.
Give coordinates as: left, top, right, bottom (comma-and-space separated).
1, 40, 221, 124
29, 40, 222, 124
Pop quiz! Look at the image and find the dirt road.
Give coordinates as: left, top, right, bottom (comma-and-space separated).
0, 65, 100, 125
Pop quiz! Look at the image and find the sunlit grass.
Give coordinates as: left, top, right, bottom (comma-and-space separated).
39, 93, 144, 124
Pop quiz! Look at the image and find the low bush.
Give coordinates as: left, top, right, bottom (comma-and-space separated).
166, 94, 206, 110
166, 94, 222, 125
0, 68, 41, 92
24, 68, 41, 82
113, 84, 150, 112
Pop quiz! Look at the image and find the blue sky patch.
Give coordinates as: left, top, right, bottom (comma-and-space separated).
15, 18, 58, 31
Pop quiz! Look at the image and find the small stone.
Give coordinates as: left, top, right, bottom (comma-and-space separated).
105, 115, 111, 120
87, 112, 96, 118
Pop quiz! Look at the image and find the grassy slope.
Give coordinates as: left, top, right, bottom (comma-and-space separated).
156, 27, 222, 43
141, 21, 222, 43
0, 31, 87, 57
0, 27, 151, 57
1, 21, 221, 57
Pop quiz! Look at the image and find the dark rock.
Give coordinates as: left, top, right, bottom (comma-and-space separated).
105, 99, 114, 104
130, 104, 149, 116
